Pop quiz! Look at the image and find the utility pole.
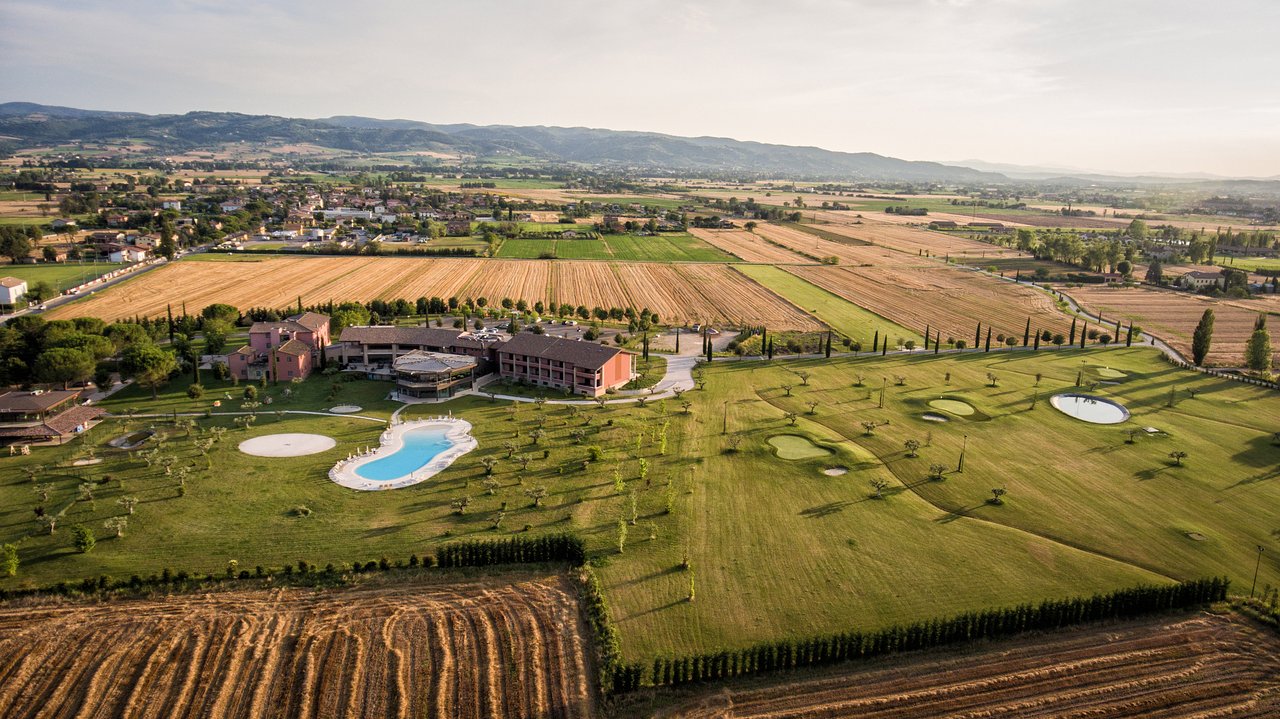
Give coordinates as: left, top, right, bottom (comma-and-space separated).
1251, 545, 1265, 598
958, 434, 968, 473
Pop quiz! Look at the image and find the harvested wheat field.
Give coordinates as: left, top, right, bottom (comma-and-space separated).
0, 574, 593, 719
46, 257, 487, 321
788, 264, 1073, 342
752, 222, 917, 267
655, 612, 1280, 719
686, 228, 813, 264
807, 213, 1027, 260
1064, 285, 1279, 366
551, 262, 821, 330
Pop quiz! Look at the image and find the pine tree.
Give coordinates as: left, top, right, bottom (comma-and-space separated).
1192, 309, 1214, 366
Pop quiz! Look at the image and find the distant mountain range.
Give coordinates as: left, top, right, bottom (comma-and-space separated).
0, 102, 1000, 182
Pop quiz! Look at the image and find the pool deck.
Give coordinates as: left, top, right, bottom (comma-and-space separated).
328, 416, 477, 491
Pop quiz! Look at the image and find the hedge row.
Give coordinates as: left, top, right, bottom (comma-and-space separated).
0, 533, 587, 601
639, 578, 1228, 691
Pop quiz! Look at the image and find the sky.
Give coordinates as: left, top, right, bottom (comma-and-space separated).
2, 0, 1278, 177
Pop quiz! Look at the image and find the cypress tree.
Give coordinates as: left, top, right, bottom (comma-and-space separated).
1080, 321, 1087, 348
984, 327, 992, 352
825, 331, 832, 358
1125, 323, 1134, 347
1023, 317, 1031, 347
882, 339, 888, 356
1069, 317, 1077, 345
166, 304, 174, 342
934, 329, 941, 354
1033, 331, 1040, 350
974, 322, 981, 348
872, 330, 879, 353
924, 324, 931, 350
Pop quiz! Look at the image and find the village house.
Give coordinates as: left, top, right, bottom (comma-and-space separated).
1179, 271, 1226, 291
107, 244, 149, 263
227, 312, 331, 382
0, 389, 105, 445
50, 218, 77, 230
161, 200, 183, 211
105, 213, 130, 227
0, 277, 28, 307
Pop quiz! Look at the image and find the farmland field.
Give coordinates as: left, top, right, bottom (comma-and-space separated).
802, 213, 1027, 260
496, 233, 736, 262
647, 612, 1280, 718
1063, 284, 1279, 366
0, 573, 593, 719
735, 264, 919, 345
787, 264, 1074, 343
45, 255, 822, 330
687, 228, 814, 264
0, 262, 126, 291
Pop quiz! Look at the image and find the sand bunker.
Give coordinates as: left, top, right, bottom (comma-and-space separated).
328, 405, 363, 414
239, 433, 337, 457
823, 466, 849, 476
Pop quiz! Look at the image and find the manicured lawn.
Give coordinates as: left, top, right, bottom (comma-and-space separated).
3, 348, 1276, 666
736, 264, 920, 347
0, 262, 127, 291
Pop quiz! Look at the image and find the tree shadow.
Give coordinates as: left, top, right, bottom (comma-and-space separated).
614, 564, 684, 588
1134, 465, 1177, 481
800, 501, 853, 518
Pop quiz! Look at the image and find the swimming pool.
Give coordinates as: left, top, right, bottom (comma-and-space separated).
330, 418, 477, 490
356, 426, 454, 481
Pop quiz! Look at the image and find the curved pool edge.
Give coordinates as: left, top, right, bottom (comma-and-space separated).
329, 417, 477, 491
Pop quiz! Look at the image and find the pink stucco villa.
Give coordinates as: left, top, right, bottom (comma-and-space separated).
227, 312, 331, 382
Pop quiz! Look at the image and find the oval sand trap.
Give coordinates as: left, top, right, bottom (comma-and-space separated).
929, 398, 975, 416
240, 433, 337, 457
1050, 394, 1130, 425
823, 466, 849, 476
328, 405, 363, 414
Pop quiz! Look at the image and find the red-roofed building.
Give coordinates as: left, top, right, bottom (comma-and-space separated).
227, 312, 330, 381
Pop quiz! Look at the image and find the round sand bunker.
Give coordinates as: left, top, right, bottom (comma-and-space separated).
328, 405, 362, 414
823, 466, 849, 476
239, 433, 337, 457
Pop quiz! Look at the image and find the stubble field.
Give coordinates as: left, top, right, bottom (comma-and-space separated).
650, 612, 1280, 719
1064, 285, 1280, 366
48, 256, 822, 330
0, 573, 593, 719
786, 264, 1074, 342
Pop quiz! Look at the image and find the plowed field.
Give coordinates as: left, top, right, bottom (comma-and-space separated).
657, 612, 1280, 719
0, 574, 593, 719
1064, 285, 1280, 366
788, 265, 1073, 342
804, 213, 1026, 260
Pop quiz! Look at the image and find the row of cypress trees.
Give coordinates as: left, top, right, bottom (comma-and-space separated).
636, 578, 1227, 692
434, 533, 586, 568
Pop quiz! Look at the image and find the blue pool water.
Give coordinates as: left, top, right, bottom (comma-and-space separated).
356, 427, 455, 481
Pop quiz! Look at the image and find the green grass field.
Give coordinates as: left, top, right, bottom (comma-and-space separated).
496, 233, 738, 262
1, 347, 1276, 664
0, 262, 126, 291
735, 265, 920, 346
1214, 254, 1280, 272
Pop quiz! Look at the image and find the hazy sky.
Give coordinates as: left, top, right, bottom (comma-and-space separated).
3, 0, 1278, 177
